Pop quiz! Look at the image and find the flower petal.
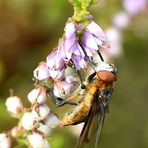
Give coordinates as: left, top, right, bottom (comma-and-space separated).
71, 55, 87, 70
64, 34, 76, 51
64, 22, 76, 39
46, 51, 57, 68
5, 96, 24, 117
33, 62, 50, 81
49, 68, 65, 80
85, 46, 97, 57
87, 21, 107, 41
81, 31, 98, 51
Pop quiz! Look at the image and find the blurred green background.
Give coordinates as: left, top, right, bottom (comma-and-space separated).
0, 0, 148, 148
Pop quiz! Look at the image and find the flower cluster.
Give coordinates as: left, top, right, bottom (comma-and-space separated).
1, 91, 59, 148
33, 17, 108, 101
46, 19, 108, 72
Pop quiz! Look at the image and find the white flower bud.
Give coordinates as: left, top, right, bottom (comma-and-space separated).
44, 112, 59, 128
5, 96, 24, 118
49, 68, 65, 80
33, 62, 50, 81
28, 87, 46, 104
37, 123, 51, 136
0, 133, 11, 148
28, 132, 50, 148
11, 126, 23, 137
53, 81, 71, 98
53, 77, 78, 98
32, 104, 50, 121
11, 126, 18, 137
21, 112, 37, 130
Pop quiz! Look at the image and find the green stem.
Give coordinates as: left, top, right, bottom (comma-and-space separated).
69, 0, 98, 22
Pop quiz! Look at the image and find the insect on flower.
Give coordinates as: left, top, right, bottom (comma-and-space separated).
59, 62, 117, 148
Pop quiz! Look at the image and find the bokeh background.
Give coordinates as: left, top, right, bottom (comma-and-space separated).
0, 0, 148, 148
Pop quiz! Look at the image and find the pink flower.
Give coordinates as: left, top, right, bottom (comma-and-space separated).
0, 133, 11, 148
123, 0, 146, 15
28, 132, 50, 148
81, 21, 108, 58
87, 21, 107, 41
46, 21, 108, 71
32, 104, 50, 121
53, 76, 79, 98
46, 51, 65, 70
5, 96, 24, 118
64, 22, 76, 39
44, 112, 59, 128
46, 22, 87, 71
63, 41, 85, 60
112, 12, 130, 29
62, 22, 86, 70
46, 50, 66, 80
33, 62, 50, 81
81, 31, 98, 57
21, 112, 37, 130
37, 123, 51, 136
71, 54, 88, 70
48, 67, 65, 80
27, 87, 47, 104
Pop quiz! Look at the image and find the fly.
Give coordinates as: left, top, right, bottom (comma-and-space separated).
59, 62, 117, 148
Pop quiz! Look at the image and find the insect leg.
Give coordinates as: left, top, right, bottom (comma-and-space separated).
70, 59, 85, 89
87, 72, 96, 83
97, 49, 104, 62
46, 87, 59, 106
46, 87, 77, 107
80, 44, 97, 71
56, 93, 81, 107
80, 44, 104, 71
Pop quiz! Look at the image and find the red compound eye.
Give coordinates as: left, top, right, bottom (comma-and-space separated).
97, 70, 116, 83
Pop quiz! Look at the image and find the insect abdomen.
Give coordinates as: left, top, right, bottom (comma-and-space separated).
60, 85, 98, 126
60, 102, 90, 126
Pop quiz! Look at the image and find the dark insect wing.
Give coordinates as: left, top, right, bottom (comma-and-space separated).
95, 108, 105, 148
76, 91, 106, 148
76, 106, 98, 148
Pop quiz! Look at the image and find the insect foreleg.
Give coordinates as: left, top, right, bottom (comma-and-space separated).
70, 59, 85, 89
56, 93, 83, 107
46, 87, 77, 107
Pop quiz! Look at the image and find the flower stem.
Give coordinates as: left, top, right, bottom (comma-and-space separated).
69, 0, 98, 22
